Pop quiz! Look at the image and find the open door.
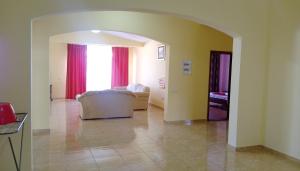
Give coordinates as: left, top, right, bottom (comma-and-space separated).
207, 51, 232, 121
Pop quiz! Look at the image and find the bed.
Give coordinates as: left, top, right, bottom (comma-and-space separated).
209, 92, 228, 109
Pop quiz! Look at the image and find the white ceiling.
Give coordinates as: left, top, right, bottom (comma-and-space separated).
50, 30, 152, 47
50, 30, 154, 47
102, 31, 151, 43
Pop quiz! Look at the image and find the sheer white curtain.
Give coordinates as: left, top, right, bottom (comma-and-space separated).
86, 45, 112, 91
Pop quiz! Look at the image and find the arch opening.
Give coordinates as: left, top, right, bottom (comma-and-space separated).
31, 10, 242, 148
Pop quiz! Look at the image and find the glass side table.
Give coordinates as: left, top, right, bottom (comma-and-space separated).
0, 113, 28, 171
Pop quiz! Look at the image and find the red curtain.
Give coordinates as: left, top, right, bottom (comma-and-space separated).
111, 47, 129, 88
65, 44, 87, 99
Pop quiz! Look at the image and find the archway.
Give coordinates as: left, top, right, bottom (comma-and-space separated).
31, 11, 240, 148
0, 1, 273, 170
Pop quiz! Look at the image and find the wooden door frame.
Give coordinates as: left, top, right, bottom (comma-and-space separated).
207, 50, 233, 121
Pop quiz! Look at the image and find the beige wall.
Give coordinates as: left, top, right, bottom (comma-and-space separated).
265, 0, 300, 160
166, 29, 233, 121
49, 42, 67, 99
0, 1, 272, 170
133, 40, 167, 108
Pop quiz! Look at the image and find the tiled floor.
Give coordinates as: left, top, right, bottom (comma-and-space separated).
33, 100, 300, 171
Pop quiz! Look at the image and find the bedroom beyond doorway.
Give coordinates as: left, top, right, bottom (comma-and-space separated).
207, 51, 232, 121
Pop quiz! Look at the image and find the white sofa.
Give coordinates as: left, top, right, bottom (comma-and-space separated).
115, 84, 150, 110
77, 90, 135, 119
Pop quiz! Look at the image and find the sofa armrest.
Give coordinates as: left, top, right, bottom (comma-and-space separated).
76, 94, 82, 101
134, 92, 150, 98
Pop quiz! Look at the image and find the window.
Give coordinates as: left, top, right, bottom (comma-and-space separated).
86, 45, 112, 91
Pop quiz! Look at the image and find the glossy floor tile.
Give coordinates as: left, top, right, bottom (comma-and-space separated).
33, 100, 300, 171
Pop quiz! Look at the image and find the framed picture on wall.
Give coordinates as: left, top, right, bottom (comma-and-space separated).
158, 45, 165, 60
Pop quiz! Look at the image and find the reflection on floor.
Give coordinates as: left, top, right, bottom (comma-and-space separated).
208, 107, 227, 121
33, 100, 300, 171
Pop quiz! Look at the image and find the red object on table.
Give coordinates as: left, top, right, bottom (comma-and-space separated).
0, 102, 17, 125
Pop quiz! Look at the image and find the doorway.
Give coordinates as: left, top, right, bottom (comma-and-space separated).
207, 51, 232, 121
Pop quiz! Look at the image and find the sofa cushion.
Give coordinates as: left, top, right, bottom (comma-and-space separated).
79, 90, 134, 98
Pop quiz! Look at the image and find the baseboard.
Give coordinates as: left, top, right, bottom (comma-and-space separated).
149, 103, 164, 110
32, 129, 50, 136
164, 119, 206, 125
234, 145, 265, 152
52, 97, 65, 100
163, 120, 183, 124
263, 146, 300, 164
233, 145, 300, 164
